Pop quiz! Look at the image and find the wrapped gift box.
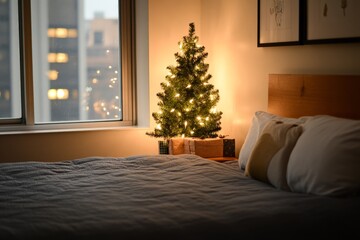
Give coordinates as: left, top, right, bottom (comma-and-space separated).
223, 138, 235, 157
184, 138, 224, 158
169, 137, 185, 155
169, 137, 235, 158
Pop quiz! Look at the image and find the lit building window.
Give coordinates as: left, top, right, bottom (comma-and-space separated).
48, 28, 78, 38
48, 53, 69, 63
48, 70, 59, 80
48, 89, 69, 100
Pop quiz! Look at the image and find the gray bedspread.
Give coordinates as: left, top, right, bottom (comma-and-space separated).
0, 154, 359, 240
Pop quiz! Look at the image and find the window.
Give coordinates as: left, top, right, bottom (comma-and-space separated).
0, 0, 21, 121
0, 0, 135, 131
94, 31, 104, 46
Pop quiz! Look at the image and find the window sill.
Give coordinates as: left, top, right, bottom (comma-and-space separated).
0, 121, 145, 135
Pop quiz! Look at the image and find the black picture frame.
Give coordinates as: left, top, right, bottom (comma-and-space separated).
304, 0, 360, 45
257, 0, 302, 47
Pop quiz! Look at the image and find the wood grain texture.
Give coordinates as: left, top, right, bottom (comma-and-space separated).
268, 74, 360, 119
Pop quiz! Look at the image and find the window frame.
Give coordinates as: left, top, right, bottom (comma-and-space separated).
0, 0, 137, 133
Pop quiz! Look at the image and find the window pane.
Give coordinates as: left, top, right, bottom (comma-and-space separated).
0, 0, 21, 120
31, 0, 122, 123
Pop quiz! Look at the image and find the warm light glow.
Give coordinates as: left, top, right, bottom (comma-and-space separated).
156, 124, 162, 130
68, 29, 78, 38
186, 84, 191, 88
189, 99, 194, 103
48, 53, 69, 63
4, 90, 10, 100
55, 28, 67, 38
184, 121, 188, 127
171, 108, 175, 112
48, 70, 59, 80
56, 89, 69, 99
48, 28, 78, 38
48, 89, 69, 100
175, 93, 180, 97
48, 89, 57, 100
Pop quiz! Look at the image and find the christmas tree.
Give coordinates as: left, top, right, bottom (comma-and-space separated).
146, 22, 222, 139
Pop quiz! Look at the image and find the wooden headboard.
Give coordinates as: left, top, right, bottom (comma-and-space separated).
268, 74, 360, 119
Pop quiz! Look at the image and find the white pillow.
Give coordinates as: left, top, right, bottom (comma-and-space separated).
239, 111, 309, 170
287, 115, 360, 197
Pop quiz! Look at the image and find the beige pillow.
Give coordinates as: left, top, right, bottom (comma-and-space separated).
245, 120, 303, 190
239, 111, 308, 170
287, 115, 360, 197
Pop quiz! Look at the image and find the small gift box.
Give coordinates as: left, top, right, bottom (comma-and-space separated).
223, 138, 235, 157
169, 137, 236, 158
184, 138, 224, 158
169, 137, 185, 155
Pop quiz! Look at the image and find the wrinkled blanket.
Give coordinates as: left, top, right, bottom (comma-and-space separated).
0, 154, 359, 240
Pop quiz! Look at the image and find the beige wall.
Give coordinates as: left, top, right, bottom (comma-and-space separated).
1, 0, 360, 162
199, 0, 360, 151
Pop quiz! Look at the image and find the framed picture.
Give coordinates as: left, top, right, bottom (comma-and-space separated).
257, 0, 302, 47
305, 0, 360, 44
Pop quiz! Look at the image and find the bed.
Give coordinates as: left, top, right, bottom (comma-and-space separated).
1, 74, 360, 240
